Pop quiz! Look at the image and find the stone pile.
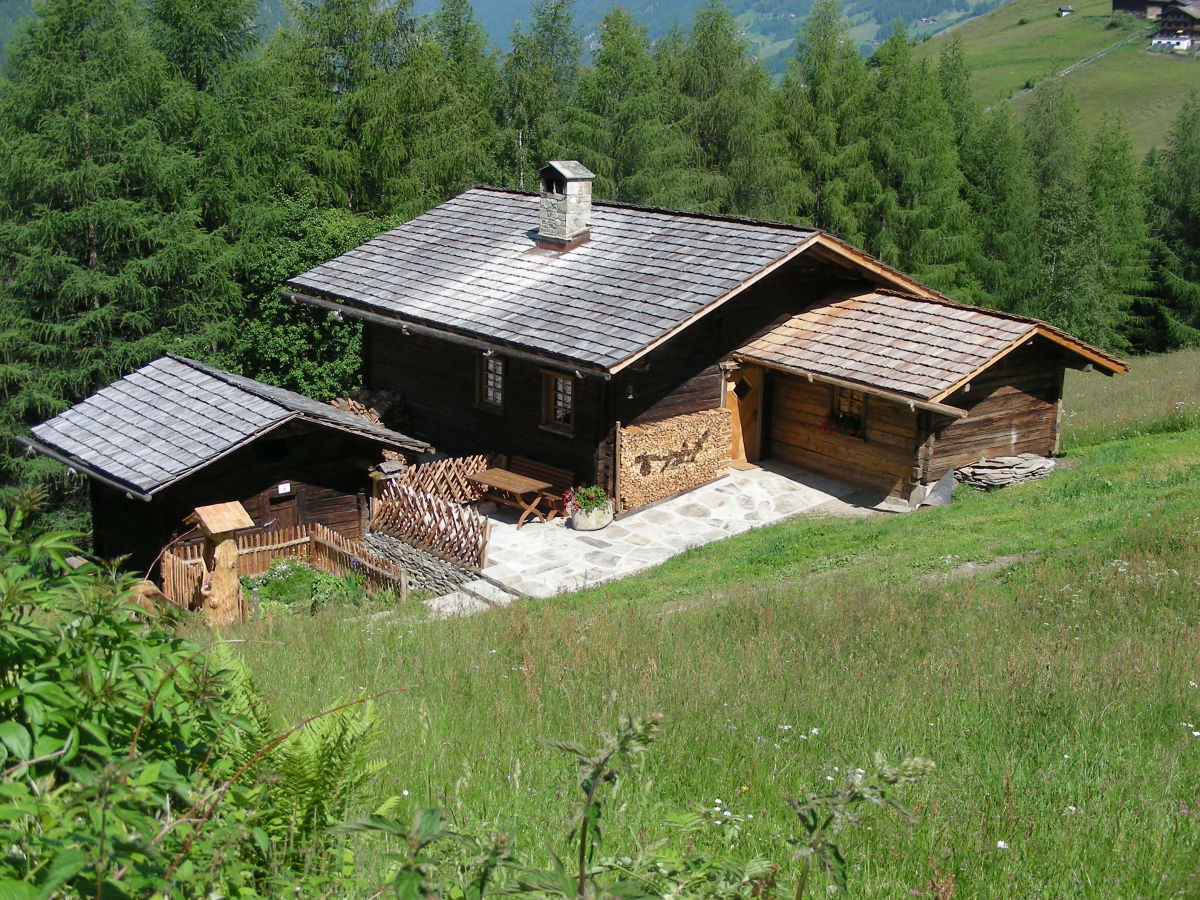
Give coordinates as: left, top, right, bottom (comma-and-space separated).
954, 454, 1056, 489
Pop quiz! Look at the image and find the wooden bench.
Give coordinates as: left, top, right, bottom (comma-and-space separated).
505, 456, 574, 516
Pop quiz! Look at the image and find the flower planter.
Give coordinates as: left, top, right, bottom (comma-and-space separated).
570, 503, 614, 531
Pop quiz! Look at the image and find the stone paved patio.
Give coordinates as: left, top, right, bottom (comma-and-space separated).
465, 461, 909, 602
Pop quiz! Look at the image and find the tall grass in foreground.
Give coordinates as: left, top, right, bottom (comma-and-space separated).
1063, 346, 1200, 448
234, 355, 1200, 897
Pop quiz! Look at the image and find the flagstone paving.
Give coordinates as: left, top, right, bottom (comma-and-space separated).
424, 462, 910, 616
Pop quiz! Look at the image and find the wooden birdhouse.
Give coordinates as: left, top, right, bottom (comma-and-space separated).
186, 501, 254, 627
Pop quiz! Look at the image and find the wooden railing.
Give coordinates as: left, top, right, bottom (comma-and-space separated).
386, 453, 493, 504
158, 523, 409, 609
371, 482, 490, 572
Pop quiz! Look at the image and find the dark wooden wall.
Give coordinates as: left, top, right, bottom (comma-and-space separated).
768, 374, 920, 497
922, 341, 1066, 481
91, 422, 387, 573
365, 326, 606, 484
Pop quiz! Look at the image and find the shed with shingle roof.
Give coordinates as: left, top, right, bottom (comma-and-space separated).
285, 165, 1125, 506
20, 355, 430, 568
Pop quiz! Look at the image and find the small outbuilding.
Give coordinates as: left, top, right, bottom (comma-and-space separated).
20, 355, 430, 570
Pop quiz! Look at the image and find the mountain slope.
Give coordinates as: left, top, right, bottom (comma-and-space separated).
918, 0, 1198, 154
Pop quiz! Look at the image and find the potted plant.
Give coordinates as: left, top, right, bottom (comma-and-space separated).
564, 485, 614, 531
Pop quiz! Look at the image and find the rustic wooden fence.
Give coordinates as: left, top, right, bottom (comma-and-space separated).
384, 453, 493, 504
158, 523, 409, 609
371, 482, 490, 571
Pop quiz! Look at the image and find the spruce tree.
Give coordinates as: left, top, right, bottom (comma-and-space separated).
146, 0, 259, 90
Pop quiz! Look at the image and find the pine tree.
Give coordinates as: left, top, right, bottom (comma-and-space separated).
1085, 115, 1148, 346
778, 0, 877, 242
146, 0, 259, 90
1020, 82, 1122, 348
936, 35, 977, 152
0, 0, 238, 487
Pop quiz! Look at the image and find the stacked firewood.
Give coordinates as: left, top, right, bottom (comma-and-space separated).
954, 454, 1056, 489
618, 409, 732, 509
330, 389, 408, 460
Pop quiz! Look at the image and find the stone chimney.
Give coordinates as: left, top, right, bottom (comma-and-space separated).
538, 160, 595, 250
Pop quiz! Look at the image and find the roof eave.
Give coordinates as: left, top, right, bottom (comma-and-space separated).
16, 435, 155, 501
732, 354, 969, 418
283, 289, 615, 377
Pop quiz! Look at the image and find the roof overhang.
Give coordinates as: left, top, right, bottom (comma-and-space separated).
20, 411, 431, 502
285, 291, 614, 379
732, 353, 969, 419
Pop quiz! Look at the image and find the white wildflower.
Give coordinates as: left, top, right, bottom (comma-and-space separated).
996, 840, 1010, 850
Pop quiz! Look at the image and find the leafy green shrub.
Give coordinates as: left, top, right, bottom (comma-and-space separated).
0, 494, 376, 897
244, 558, 368, 613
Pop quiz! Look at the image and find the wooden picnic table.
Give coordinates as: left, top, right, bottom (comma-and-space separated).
468, 468, 558, 528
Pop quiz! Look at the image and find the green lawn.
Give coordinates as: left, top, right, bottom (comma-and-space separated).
235, 352, 1200, 896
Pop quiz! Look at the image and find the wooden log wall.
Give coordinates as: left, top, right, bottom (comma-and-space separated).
769, 374, 919, 497
92, 421, 388, 571
370, 483, 490, 571
366, 326, 602, 484
617, 409, 732, 510
923, 342, 1065, 482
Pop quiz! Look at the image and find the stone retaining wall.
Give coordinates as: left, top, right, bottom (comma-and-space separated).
617, 408, 732, 510
363, 532, 473, 596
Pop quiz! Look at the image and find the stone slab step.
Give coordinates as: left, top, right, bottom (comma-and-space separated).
459, 578, 519, 606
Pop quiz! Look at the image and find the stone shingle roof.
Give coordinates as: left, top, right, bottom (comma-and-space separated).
287, 188, 816, 370
24, 355, 429, 497
735, 291, 1039, 401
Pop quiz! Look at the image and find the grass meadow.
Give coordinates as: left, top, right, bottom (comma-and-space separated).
918, 0, 1197, 155
235, 353, 1200, 897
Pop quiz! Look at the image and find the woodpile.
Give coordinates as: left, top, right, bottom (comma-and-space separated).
617, 409, 732, 510
954, 454, 1056, 490
370, 483, 490, 571
330, 389, 409, 459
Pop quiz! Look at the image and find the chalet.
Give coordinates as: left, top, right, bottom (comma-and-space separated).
285, 161, 1126, 511
1158, 0, 1200, 36
19, 355, 429, 569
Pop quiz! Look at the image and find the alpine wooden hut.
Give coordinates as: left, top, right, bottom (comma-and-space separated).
283, 161, 1126, 510
20, 355, 430, 569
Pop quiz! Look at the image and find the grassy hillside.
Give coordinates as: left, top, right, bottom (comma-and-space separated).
919, 0, 1199, 153
234, 349, 1200, 895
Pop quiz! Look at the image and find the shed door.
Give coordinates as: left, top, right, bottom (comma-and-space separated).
266, 482, 299, 529
728, 366, 764, 463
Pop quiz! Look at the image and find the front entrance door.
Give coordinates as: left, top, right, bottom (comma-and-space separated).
728, 366, 764, 464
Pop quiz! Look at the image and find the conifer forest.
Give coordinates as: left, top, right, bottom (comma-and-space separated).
0, 0, 1198, 515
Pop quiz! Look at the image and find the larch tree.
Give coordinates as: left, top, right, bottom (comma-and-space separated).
862, 26, 979, 296
0, 0, 238, 489
778, 0, 877, 243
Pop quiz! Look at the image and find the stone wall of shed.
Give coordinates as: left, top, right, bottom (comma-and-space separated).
617, 409, 732, 510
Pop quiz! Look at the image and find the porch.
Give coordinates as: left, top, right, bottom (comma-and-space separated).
432, 461, 908, 610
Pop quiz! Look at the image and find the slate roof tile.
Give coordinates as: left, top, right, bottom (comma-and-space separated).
287, 188, 815, 369
27, 356, 428, 496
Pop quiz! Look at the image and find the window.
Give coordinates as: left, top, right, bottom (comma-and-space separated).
823, 386, 867, 439
478, 355, 504, 408
541, 372, 575, 435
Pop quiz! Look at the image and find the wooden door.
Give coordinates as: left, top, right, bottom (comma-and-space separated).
728, 366, 764, 463
266, 483, 299, 530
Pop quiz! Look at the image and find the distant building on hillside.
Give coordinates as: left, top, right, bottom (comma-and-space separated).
1058, 5, 1075, 14
1157, 0, 1200, 36
1113, 0, 1165, 18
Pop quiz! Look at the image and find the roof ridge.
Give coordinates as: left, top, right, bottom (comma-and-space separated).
467, 185, 819, 236
166, 354, 292, 411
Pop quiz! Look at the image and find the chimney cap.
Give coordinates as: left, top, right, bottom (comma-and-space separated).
540, 160, 595, 181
